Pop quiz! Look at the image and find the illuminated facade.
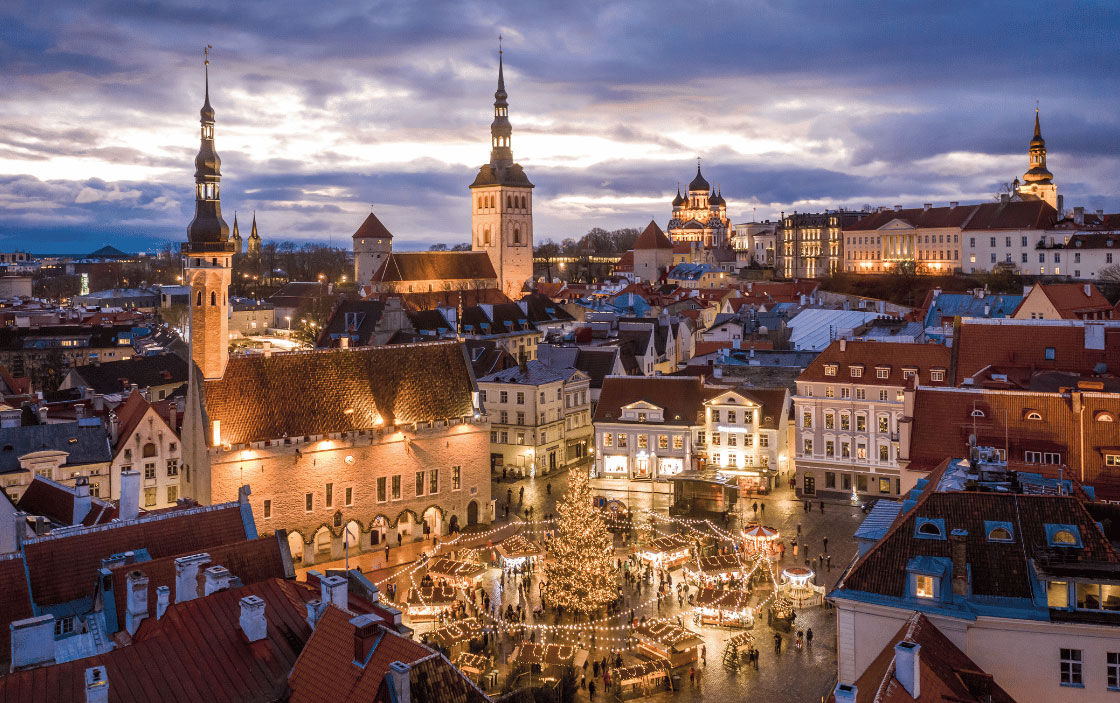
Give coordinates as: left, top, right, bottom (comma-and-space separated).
667, 164, 730, 248
777, 211, 865, 279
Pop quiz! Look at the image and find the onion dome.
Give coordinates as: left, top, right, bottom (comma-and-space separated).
688, 164, 710, 192
672, 185, 685, 207
710, 186, 726, 207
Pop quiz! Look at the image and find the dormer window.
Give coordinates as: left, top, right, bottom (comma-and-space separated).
915, 518, 946, 540
1026, 412, 1043, 421
876, 366, 890, 379
1046, 524, 1083, 548
970, 409, 985, 418
985, 521, 1014, 542
915, 575, 936, 599
1096, 412, 1115, 423
930, 369, 945, 382
849, 365, 863, 378
824, 364, 837, 376
901, 367, 917, 379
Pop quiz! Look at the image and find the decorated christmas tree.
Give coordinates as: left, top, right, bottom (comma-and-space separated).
544, 468, 616, 615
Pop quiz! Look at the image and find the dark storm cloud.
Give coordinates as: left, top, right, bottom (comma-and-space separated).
1, 0, 1118, 249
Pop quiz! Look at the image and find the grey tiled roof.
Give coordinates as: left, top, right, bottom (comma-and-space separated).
0, 421, 110, 475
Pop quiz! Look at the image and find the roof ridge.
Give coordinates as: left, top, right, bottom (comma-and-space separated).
23, 500, 240, 545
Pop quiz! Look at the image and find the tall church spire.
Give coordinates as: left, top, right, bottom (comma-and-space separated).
1023, 107, 1052, 185
186, 45, 230, 248
490, 40, 512, 168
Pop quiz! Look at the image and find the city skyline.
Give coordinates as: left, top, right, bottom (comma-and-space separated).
2, 0, 1118, 253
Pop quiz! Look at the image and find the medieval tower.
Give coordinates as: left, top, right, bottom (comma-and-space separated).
470, 49, 534, 299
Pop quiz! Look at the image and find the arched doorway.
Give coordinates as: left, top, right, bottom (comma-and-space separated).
286, 531, 305, 563
422, 506, 442, 537
396, 511, 415, 541
448, 515, 460, 534
344, 520, 361, 552
370, 515, 388, 546
467, 500, 479, 526
314, 527, 332, 555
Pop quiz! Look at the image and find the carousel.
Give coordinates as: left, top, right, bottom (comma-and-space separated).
632, 619, 704, 668
740, 523, 780, 554
426, 557, 487, 589
405, 584, 458, 622
638, 533, 693, 569
496, 534, 544, 570
780, 566, 826, 606
682, 553, 753, 587
693, 588, 754, 628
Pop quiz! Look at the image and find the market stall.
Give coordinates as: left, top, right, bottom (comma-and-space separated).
768, 596, 795, 632
612, 659, 671, 699
496, 534, 544, 570
514, 642, 587, 682
427, 557, 487, 589
632, 618, 703, 668
426, 617, 486, 659
452, 652, 493, 685
405, 584, 458, 621
682, 553, 752, 587
638, 533, 693, 569
693, 588, 754, 628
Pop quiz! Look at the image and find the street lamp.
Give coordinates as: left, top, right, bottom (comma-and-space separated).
285, 316, 291, 330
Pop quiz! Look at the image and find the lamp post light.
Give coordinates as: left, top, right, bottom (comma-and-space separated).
286, 316, 291, 330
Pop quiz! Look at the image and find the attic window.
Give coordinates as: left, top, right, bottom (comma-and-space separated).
824, 364, 837, 376
1096, 412, 1115, 422
69, 438, 79, 444
970, 409, 985, 418
1026, 412, 1043, 421
985, 521, 1014, 542
915, 518, 946, 540
849, 366, 863, 378
1046, 524, 1083, 548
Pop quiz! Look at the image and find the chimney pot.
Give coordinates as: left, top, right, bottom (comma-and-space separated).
923, 203, 932, 211
239, 595, 267, 642
950, 529, 969, 596
84, 666, 109, 703
949, 201, 958, 209
155, 585, 170, 619
173, 553, 211, 603
203, 565, 232, 595
1084, 283, 1092, 297
894, 641, 921, 698
125, 570, 149, 634
388, 661, 412, 703
118, 469, 140, 521
833, 683, 857, 703
306, 598, 323, 629
321, 574, 348, 610
350, 613, 383, 665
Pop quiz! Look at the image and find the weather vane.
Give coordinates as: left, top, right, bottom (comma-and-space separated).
499, 34, 503, 55
204, 44, 211, 65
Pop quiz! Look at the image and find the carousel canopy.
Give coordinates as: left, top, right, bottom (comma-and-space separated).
741, 524, 780, 541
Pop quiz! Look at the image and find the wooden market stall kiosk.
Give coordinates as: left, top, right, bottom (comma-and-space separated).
453, 652, 494, 687
426, 557, 487, 589
682, 553, 752, 587
497, 534, 544, 570
612, 659, 672, 699
632, 619, 703, 668
514, 642, 588, 682
405, 584, 458, 622
426, 617, 486, 659
638, 533, 693, 569
693, 588, 754, 627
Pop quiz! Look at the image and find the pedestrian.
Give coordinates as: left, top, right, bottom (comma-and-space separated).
688, 667, 695, 686
807, 627, 814, 647
519, 486, 524, 504
760, 503, 765, 516
546, 482, 552, 495
384, 544, 390, 564
827, 554, 832, 571
396, 532, 402, 547
753, 501, 758, 514
701, 644, 706, 665
792, 540, 798, 557
823, 536, 829, 553
507, 488, 512, 504
774, 632, 782, 654
819, 500, 825, 513
797, 523, 802, 536
588, 681, 596, 699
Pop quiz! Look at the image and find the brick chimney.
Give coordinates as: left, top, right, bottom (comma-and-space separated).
350, 613, 383, 665
894, 641, 920, 698
950, 529, 970, 596
203, 565, 232, 595
85, 666, 109, 703
118, 469, 140, 521
125, 570, 149, 635
155, 585, 170, 619
173, 553, 211, 603
388, 661, 411, 703
9, 615, 56, 670
239, 595, 267, 643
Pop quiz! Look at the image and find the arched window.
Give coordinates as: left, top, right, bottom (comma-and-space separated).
484, 228, 491, 246
521, 195, 527, 209
988, 526, 1012, 542
513, 228, 521, 244
1026, 412, 1042, 421
196, 291, 202, 306
1052, 530, 1077, 545
507, 196, 512, 209
917, 521, 943, 538
1096, 412, 1115, 422
970, 409, 985, 417
142, 442, 157, 458
210, 291, 216, 306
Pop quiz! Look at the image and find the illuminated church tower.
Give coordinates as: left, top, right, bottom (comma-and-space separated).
470, 47, 534, 299
184, 49, 233, 380
1018, 109, 1058, 210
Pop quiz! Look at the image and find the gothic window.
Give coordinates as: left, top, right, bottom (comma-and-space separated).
484, 228, 491, 246
507, 196, 512, 208
514, 228, 521, 245
521, 195, 527, 209
196, 291, 202, 306
210, 291, 216, 306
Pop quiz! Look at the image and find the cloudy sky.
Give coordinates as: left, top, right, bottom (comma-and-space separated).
2, 0, 1118, 254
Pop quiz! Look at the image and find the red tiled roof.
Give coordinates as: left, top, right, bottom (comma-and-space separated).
353, 211, 394, 240
615, 250, 634, 272
633, 220, 674, 250
833, 612, 1018, 703
0, 366, 30, 395
797, 341, 951, 387
288, 605, 433, 703
203, 341, 475, 445
371, 252, 496, 284
16, 476, 81, 525
112, 390, 154, 454
952, 319, 1120, 383
1015, 283, 1114, 319
594, 375, 706, 425
0, 553, 34, 670
107, 535, 291, 634
0, 578, 320, 703
906, 386, 1120, 490
22, 502, 250, 607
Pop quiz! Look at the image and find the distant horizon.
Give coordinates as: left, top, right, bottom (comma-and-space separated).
3, 1, 1117, 252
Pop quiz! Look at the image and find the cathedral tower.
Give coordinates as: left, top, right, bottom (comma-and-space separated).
470, 47, 534, 299
247, 211, 261, 258
231, 213, 243, 257
1019, 108, 1057, 209
184, 49, 233, 381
